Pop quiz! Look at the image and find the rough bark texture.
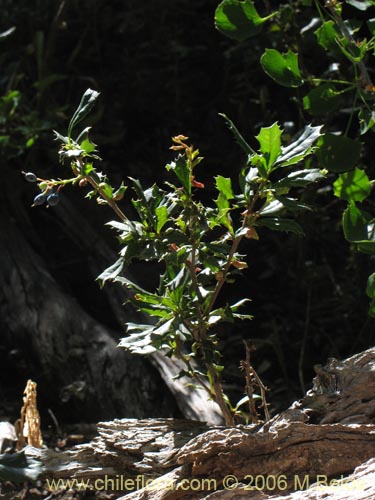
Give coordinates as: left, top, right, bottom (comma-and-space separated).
0, 209, 176, 422
29, 347, 375, 500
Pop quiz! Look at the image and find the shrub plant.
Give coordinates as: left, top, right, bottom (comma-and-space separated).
25, 89, 325, 425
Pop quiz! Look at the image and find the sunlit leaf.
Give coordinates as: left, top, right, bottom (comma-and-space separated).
261, 49, 303, 87
255, 122, 282, 171
275, 125, 323, 166
333, 168, 371, 202
215, 0, 273, 41
156, 205, 168, 233
215, 176, 234, 199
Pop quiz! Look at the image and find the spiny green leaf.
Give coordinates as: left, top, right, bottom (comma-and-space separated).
346, 0, 375, 10
166, 155, 191, 193
255, 122, 282, 171
156, 205, 168, 233
120, 324, 157, 355
274, 169, 324, 189
219, 113, 256, 156
333, 168, 371, 202
80, 138, 97, 154
215, 176, 234, 199
276, 125, 323, 166
314, 20, 340, 52
97, 257, 124, 286
260, 49, 303, 87
68, 89, 100, 140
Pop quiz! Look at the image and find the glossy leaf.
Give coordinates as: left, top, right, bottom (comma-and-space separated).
156, 205, 168, 233
274, 169, 324, 188
317, 134, 361, 173
215, 0, 272, 41
215, 176, 234, 199
314, 21, 340, 52
333, 168, 371, 202
256, 217, 304, 235
166, 155, 191, 193
97, 257, 124, 285
68, 89, 100, 140
346, 0, 375, 10
275, 125, 323, 167
119, 324, 157, 355
256, 122, 282, 170
260, 49, 303, 87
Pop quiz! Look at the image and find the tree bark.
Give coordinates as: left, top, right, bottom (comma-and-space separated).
0, 208, 177, 422
29, 347, 375, 500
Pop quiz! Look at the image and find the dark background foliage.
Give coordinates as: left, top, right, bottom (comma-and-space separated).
0, 0, 373, 420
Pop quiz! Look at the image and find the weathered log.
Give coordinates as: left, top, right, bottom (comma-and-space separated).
29, 418, 211, 479
28, 347, 375, 500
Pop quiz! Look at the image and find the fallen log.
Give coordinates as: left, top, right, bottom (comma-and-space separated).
29, 347, 375, 500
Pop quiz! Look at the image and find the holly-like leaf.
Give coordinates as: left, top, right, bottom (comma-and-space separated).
68, 89, 100, 140
215, 0, 274, 41
166, 155, 191, 194
215, 176, 235, 199
97, 257, 124, 285
155, 205, 168, 233
256, 122, 282, 171
314, 21, 340, 52
260, 49, 303, 87
219, 113, 256, 156
274, 169, 324, 189
275, 125, 323, 167
119, 324, 157, 355
333, 168, 371, 202
346, 0, 375, 10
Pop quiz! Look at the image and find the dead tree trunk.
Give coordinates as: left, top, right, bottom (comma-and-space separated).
0, 207, 177, 422
30, 347, 375, 500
